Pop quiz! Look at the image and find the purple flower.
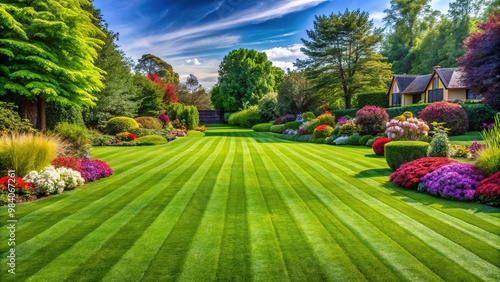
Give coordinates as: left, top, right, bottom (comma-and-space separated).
80, 160, 113, 182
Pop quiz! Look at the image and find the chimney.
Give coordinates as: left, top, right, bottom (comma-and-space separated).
433, 66, 441, 70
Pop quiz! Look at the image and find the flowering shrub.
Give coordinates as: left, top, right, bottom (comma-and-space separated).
297, 127, 307, 135
390, 157, 456, 189
313, 124, 333, 138
295, 114, 303, 122
469, 141, 485, 158
338, 121, 360, 136
80, 160, 113, 182
355, 106, 389, 135
0, 176, 35, 197
194, 126, 207, 132
56, 166, 85, 190
158, 113, 170, 125
333, 136, 349, 145
316, 112, 336, 127
116, 132, 136, 141
274, 114, 296, 125
419, 101, 469, 135
298, 121, 311, 135
418, 163, 484, 201
385, 118, 429, 141
475, 172, 500, 207
51, 157, 82, 171
282, 129, 296, 135
336, 116, 349, 126
24, 166, 84, 195
372, 137, 390, 156
449, 144, 469, 158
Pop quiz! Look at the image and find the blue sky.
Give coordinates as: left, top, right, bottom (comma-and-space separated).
92, 0, 452, 88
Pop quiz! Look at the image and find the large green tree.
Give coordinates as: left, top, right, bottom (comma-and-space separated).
135, 54, 179, 85
211, 48, 279, 112
176, 74, 213, 110
277, 71, 318, 115
297, 9, 391, 109
0, 0, 104, 130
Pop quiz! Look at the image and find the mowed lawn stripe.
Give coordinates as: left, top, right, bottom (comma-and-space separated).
284, 144, 490, 281
216, 138, 252, 281
241, 139, 289, 281
177, 137, 235, 282
140, 137, 229, 281
248, 138, 366, 281
246, 140, 327, 281
101, 137, 225, 282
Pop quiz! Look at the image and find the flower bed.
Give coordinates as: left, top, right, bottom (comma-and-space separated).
475, 172, 500, 207
390, 157, 457, 189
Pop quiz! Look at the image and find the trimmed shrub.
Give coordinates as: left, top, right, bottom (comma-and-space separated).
134, 135, 168, 146
365, 138, 377, 147
316, 112, 336, 127
270, 124, 286, 134
258, 92, 279, 121
390, 157, 456, 189
128, 128, 158, 138
385, 141, 430, 170
428, 123, 451, 157
116, 132, 136, 141
284, 121, 302, 130
332, 126, 341, 136
346, 134, 362, 145
228, 106, 262, 128
372, 137, 390, 156
334, 136, 349, 145
53, 122, 90, 158
338, 122, 360, 136
418, 163, 484, 201
313, 124, 334, 138
105, 117, 139, 135
252, 123, 272, 132
419, 102, 469, 135
359, 135, 374, 146
475, 147, 500, 176
475, 172, 500, 207
355, 106, 389, 135
386, 104, 428, 118
0, 133, 62, 177
166, 103, 199, 129
462, 104, 497, 131
302, 112, 316, 122
357, 92, 389, 108
135, 116, 163, 130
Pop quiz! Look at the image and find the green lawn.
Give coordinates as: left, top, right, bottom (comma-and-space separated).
449, 131, 483, 145
1, 125, 499, 281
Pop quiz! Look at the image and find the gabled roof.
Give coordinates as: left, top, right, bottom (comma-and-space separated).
394, 75, 419, 92
402, 74, 433, 94
435, 68, 466, 89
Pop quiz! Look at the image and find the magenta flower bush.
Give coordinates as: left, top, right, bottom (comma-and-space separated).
80, 160, 113, 182
418, 163, 484, 201
158, 113, 170, 125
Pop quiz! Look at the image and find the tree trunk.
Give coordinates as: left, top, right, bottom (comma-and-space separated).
37, 96, 46, 132
18, 98, 28, 119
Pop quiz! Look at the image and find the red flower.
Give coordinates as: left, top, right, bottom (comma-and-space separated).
128, 133, 137, 141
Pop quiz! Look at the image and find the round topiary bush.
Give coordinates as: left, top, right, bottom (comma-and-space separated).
385, 141, 430, 170
475, 171, 500, 207
252, 123, 272, 132
105, 117, 139, 135
135, 116, 163, 130
372, 137, 390, 156
346, 134, 362, 145
313, 124, 334, 138
358, 135, 374, 146
390, 157, 457, 189
338, 122, 360, 136
270, 124, 285, 134
302, 112, 316, 122
419, 102, 469, 135
355, 106, 389, 136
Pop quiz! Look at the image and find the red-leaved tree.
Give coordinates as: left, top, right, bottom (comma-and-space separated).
146, 74, 178, 105
458, 11, 500, 111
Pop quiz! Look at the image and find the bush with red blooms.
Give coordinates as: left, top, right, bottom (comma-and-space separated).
0, 176, 35, 196
419, 101, 469, 135
475, 171, 500, 207
158, 113, 170, 125
51, 157, 82, 172
355, 106, 389, 136
313, 124, 334, 138
390, 157, 457, 189
372, 137, 390, 156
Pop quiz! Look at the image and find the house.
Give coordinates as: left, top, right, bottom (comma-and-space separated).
388, 67, 479, 107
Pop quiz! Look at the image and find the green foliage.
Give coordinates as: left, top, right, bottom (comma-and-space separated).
223, 112, 233, 123
258, 92, 279, 121
0, 133, 61, 177
346, 134, 362, 146
481, 113, 500, 149
186, 131, 205, 138
316, 113, 336, 127
476, 147, 500, 176
339, 122, 360, 136
88, 130, 115, 146
331, 108, 358, 119
46, 101, 84, 130
252, 123, 272, 132
359, 135, 374, 146
385, 104, 428, 118
135, 117, 162, 130
428, 122, 451, 157
128, 128, 158, 138
463, 104, 497, 131
0, 0, 105, 130
0, 102, 35, 133
270, 124, 286, 134
53, 122, 90, 158
332, 126, 341, 136
277, 71, 318, 115
105, 117, 139, 135
357, 92, 389, 108
284, 122, 302, 130
227, 106, 261, 128
211, 49, 277, 111
385, 141, 430, 170
135, 54, 179, 84
134, 135, 167, 146
134, 75, 164, 117
166, 103, 200, 130
302, 112, 316, 122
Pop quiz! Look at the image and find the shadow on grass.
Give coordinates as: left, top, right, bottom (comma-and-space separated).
364, 154, 384, 158
354, 168, 392, 178
381, 181, 500, 214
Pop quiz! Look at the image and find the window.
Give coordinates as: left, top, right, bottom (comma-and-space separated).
432, 77, 439, 89
466, 89, 482, 100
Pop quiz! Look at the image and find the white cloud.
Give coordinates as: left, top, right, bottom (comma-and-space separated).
429, 0, 452, 14
264, 44, 305, 60
184, 58, 201, 65
270, 60, 297, 70
176, 59, 221, 89
370, 11, 385, 21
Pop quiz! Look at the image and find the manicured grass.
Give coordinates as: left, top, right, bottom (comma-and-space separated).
449, 131, 483, 145
1, 125, 499, 281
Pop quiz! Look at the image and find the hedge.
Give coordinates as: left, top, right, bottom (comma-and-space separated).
270, 124, 285, 133
386, 104, 429, 118
228, 107, 262, 128
357, 92, 389, 108
462, 104, 497, 131
252, 123, 272, 132
331, 108, 358, 119
385, 141, 430, 170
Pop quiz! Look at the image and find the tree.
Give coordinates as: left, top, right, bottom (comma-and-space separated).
0, 1, 104, 130
458, 11, 500, 110
177, 74, 213, 110
146, 74, 178, 105
135, 54, 179, 84
277, 71, 318, 115
211, 48, 277, 112
134, 74, 164, 117
296, 9, 390, 109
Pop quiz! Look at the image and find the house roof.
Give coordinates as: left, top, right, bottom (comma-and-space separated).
402, 74, 433, 94
435, 68, 466, 89
394, 75, 419, 92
